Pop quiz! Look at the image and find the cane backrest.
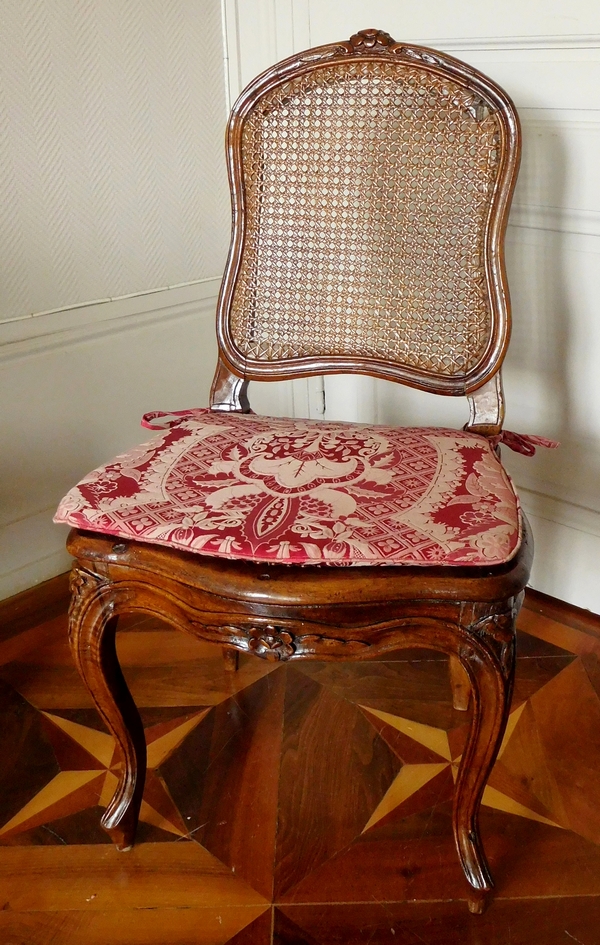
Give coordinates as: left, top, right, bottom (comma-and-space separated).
216, 29, 520, 397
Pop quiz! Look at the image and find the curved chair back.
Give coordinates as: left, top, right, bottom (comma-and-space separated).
216, 29, 521, 398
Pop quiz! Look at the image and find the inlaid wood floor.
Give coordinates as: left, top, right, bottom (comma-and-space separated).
1, 579, 600, 943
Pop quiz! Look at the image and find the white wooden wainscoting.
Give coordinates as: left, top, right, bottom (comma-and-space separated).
224, 1, 600, 613
0, 281, 222, 599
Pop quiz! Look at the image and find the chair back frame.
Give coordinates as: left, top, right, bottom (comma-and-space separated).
213, 29, 521, 406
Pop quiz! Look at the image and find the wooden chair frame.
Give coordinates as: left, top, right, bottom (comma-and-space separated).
65, 29, 528, 914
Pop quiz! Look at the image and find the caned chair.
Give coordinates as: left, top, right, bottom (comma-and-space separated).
55, 29, 555, 913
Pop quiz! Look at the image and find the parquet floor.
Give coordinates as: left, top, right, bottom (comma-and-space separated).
1, 581, 600, 943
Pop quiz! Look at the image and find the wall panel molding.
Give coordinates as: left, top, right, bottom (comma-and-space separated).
0, 278, 221, 356
418, 34, 600, 51
222, 0, 311, 101
509, 205, 600, 237
518, 487, 600, 538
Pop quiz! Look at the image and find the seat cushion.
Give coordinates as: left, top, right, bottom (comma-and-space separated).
54, 409, 521, 567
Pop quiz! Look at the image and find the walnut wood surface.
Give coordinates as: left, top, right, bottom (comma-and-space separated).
465, 373, 505, 437
449, 655, 471, 711
210, 357, 250, 413
59, 27, 530, 917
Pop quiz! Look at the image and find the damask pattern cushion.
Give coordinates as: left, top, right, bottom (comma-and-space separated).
54, 409, 522, 567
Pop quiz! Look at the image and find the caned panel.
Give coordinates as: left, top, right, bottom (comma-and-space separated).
229, 60, 502, 377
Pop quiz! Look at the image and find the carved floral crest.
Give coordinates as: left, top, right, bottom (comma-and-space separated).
349, 28, 396, 50
247, 626, 295, 661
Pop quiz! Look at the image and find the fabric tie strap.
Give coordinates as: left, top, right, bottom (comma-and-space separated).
141, 410, 559, 458
489, 430, 559, 456
141, 409, 208, 430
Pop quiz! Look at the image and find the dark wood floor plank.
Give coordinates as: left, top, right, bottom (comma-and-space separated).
274, 910, 323, 945
280, 804, 600, 903
276, 898, 600, 945
0, 679, 61, 830
515, 626, 574, 658
511, 655, 576, 706
225, 909, 273, 945
489, 699, 568, 826
517, 608, 600, 659
163, 671, 286, 901
527, 656, 600, 844
524, 588, 600, 638
274, 667, 401, 898
0, 614, 68, 668
294, 659, 460, 729
0, 650, 278, 709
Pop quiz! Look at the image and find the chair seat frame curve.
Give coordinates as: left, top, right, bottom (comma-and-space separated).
63, 28, 527, 915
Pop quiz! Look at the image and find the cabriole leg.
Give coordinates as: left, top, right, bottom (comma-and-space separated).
68, 567, 146, 851
452, 630, 515, 913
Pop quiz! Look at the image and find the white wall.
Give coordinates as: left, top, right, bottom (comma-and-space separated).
225, 1, 600, 613
0, 0, 230, 318
0, 1, 230, 598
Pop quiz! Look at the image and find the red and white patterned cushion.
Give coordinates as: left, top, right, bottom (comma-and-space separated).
54, 409, 522, 567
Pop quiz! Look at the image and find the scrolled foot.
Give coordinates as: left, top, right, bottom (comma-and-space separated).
102, 817, 136, 852
468, 888, 491, 914
101, 787, 141, 851
452, 620, 515, 917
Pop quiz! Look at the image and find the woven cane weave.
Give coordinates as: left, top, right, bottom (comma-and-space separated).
230, 59, 502, 376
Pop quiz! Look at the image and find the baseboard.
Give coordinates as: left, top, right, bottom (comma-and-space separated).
523, 510, 600, 616
0, 570, 70, 645
523, 587, 600, 639
0, 510, 73, 603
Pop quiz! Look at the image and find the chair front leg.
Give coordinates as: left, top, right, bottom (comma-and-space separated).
68, 565, 146, 851
453, 607, 516, 913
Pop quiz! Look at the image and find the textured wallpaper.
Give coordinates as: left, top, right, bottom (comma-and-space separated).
0, 0, 230, 321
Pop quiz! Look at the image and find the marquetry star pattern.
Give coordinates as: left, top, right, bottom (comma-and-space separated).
2, 633, 600, 877
358, 702, 561, 833
0, 708, 210, 841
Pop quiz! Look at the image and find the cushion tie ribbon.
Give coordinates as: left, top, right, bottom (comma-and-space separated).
141, 410, 560, 458
489, 430, 559, 456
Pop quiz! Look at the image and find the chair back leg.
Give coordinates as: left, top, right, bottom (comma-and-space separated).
222, 647, 240, 672
449, 654, 471, 711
